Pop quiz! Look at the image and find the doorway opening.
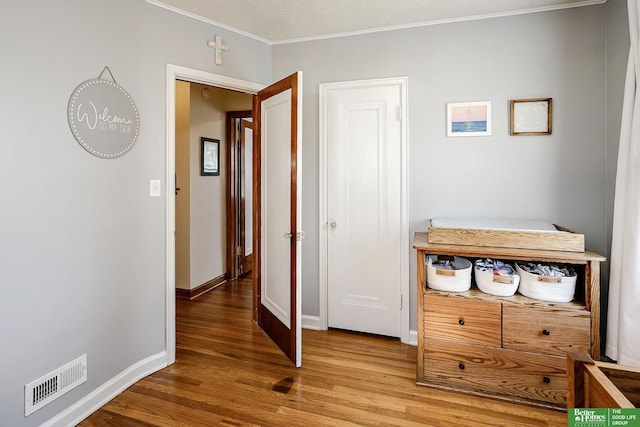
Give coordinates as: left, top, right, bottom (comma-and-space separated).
166, 66, 304, 368
165, 65, 264, 365
174, 83, 253, 300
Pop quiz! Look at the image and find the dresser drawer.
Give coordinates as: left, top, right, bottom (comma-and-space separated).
423, 339, 567, 405
503, 305, 590, 357
424, 294, 501, 347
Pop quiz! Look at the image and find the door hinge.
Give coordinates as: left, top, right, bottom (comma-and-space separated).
400, 293, 403, 310
284, 231, 305, 241
236, 246, 242, 256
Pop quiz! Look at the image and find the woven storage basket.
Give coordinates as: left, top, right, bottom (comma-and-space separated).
515, 263, 577, 302
474, 261, 520, 297
426, 255, 472, 292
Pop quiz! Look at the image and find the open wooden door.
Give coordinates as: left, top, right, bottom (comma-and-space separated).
253, 72, 303, 367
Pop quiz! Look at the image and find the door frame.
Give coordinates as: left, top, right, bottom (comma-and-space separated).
165, 64, 264, 364
318, 77, 410, 344
225, 110, 254, 280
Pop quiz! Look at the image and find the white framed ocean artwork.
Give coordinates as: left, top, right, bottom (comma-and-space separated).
446, 101, 491, 137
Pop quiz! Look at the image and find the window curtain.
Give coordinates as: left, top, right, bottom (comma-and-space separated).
606, 0, 640, 367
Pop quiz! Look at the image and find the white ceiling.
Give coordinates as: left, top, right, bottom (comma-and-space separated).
147, 0, 605, 43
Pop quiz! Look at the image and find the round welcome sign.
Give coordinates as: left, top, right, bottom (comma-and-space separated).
68, 78, 140, 158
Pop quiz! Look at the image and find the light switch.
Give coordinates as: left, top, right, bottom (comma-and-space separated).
150, 179, 161, 198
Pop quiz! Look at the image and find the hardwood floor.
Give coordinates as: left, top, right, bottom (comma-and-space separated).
80, 276, 566, 426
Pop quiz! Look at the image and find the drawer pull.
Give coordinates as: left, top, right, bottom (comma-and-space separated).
458, 363, 465, 370
458, 318, 465, 326
543, 376, 551, 384
542, 329, 550, 336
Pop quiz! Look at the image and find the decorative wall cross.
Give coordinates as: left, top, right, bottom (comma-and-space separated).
207, 35, 229, 65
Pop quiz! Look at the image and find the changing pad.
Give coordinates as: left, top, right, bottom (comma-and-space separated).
427, 218, 584, 252
430, 217, 559, 233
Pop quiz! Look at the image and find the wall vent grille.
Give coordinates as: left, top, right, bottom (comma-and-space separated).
24, 354, 87, 416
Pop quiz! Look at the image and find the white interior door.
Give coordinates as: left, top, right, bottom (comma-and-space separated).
254, 72, 302, 366
322, 78, 407, 338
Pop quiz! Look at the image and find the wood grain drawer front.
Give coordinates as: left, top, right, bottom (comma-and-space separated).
502, 305, 590, 357
423, 339, 567, 405
424, 294, 501, 347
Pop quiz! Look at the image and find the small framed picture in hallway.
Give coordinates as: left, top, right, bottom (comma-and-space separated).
201, 137, 220, 176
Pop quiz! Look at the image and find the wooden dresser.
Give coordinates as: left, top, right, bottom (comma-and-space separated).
413, 232, 605, 408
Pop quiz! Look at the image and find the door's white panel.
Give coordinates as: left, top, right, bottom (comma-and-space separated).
244, 126, 253, 256
340, 294, 387, 309
261, 89, 292, 328
327, 85, 402, 337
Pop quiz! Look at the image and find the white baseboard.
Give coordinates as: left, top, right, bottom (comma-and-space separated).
409, 329, 417, 346
302, 314, 322, 330
42, 351, 167, 427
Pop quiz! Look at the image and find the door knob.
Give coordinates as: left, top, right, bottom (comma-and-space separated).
329, 219, 337, 229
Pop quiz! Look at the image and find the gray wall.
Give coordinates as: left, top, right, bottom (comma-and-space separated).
273, 4, 624, 327
0, 1, 629, 425
0, 1, 270, 426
